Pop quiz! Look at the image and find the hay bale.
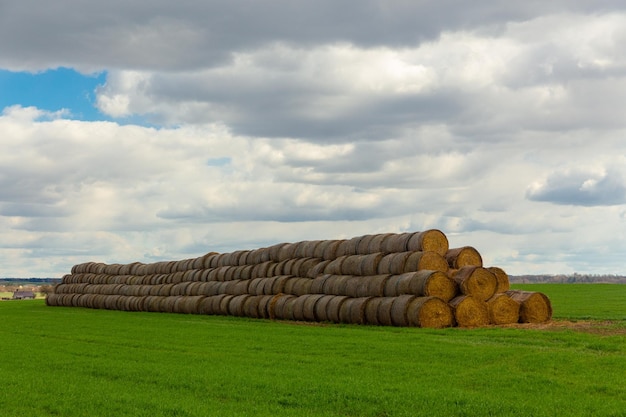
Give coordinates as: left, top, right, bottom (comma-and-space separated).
487, 293, 520, 325
322, 240, 343, 260
336, 236, 362, 257
248, 278, 266, 295
376, 297, 396, 326
364, 297, 385, 325
356, 235, 376, 254
344, 276, 368, 297
390, 295, 417, 326
359, 253, 384, 275
450, 266, 497, 301
270, 275, 292, 294
272, 294, 297, 320
367, 233, 394, 253
257, 295, 275, 318
324, 275, 351, 295
406, 230, 449, 256
291, 295, 309, 321
310, 274, 331, 293
377, 252, 411, 275
313, 294, 335, 322
324, 255, 349, 275
302, 294, 326, 321
505, 290, 552, 323
277, 243, 296, 262
407, 296, 454, 328
448, 295, 489, 327
339, 297, 370, 324
228, 294, 251, 317
383, 271, 456, 302
326, 295, 349, 322
268, 243, 288, 261
364, 274, 390, 297
283, 277, 313, 296
340, 255, 362, 276
243, 295, 263, 318
487, 266, 510, 293
404, 251, 449, 273
381, 233, 413, 253
446, 246, 483, 269
298, 258, 323, 278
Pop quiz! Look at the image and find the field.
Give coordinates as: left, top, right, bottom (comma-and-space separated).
1, 284, 625, 416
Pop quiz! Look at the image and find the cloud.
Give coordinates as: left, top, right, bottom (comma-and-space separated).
526, 167, 626, 206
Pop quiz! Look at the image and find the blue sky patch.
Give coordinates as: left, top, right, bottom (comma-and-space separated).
0, 67, 107, 121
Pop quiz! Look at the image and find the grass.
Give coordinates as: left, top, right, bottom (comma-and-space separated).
1, 284, 625, 417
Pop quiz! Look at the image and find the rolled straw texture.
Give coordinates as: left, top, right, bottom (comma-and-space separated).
450, 266, 497, 301
486, 293, 520, 325
487, 266, 510, 293
448, 295, 490, 328
406, 230, 449, 256
403, 251, 449, 273
445, 246, 483, 269
406, 296, 454, 328
505, 290, 552, 323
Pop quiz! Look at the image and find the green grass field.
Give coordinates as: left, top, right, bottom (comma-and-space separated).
1, 284, 625, 417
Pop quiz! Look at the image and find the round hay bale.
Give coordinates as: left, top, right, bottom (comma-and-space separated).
197, 281, 221, 296
191, 256, 205, 270
118, 263, 132, 275
268, 243, 288, 262
339, 297, 370, 324
271, 294, 297, 320
216, 294, 235, 315
377, 252, 411, 275
324, 275, 351, 296
297, 258, 323, 278
224, 267, 238, 282
363, 274, 390, 297
307, 259, 331, 278
448, 295, 489, 327
242, 295, 262, 318
404, 251, 449, 273
281, 259, 299, 276
201, 252, 219, 269
247, 278, 265, 295
237, 265, 252, 280
451, 266, 497, 301
45, 293, 59, 306
197, 296, 213, 315
390, 295, 417, 326
171, 282, 191, 296
299, 240, 320, 258
337, 236, 362, 257
359, 253, 384, 275
257, 295, 275, 319
370, 233, 396, 253
185, 282, 203, 296
301, 294, 325, 321
487, 293, 520, 325
487, 266, 510, 293
376, 297, 396, 326
324, 256, 348, 275
446, 246, 483, 269
325, 295, 349, 322
364, 297, 385, 325
407, 296, 455, 328
228, 294, 251, 316
385, 270, 456, 301
291, 295, 309, 321
310, 274, 331, 293
271, 275, 292, 294
253, 261, 274, 278
277, 243, 296, 262
381, 233, 413, 253
340, 255, 362, 275
356, 235, 376, 254
182, 296, 204, 314
291, 241, 309, 258
232, 280, 251, 295
406, 229, 449, 256
313, 295, 334, 322
344, 276, 368, 298
321, 240, 343, 260
505, 290, 552, 323
207, 294, 229, 315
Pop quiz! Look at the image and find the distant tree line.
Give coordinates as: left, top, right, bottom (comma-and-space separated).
509, 273, 626, 284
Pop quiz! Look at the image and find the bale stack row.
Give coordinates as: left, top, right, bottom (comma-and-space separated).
47, 230, 552, 328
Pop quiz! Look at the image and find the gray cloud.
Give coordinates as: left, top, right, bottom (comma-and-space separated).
526, 168, 626, 206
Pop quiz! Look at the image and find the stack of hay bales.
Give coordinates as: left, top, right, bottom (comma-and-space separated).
46, 230, 552, 328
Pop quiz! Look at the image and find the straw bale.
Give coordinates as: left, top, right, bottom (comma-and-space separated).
239, 265, 254, 280
340, 255, 362, 276
377, 252, 411, 275
344, 276, 368, 297
446, 246, 483, 269
290, 295, 309, 321
202, 252, 219, 269
306, 259, 331, 278
360, 253, 384, 275
271, 294, 297, 320
324, 275, 351, 295
406, 229, 449, 256
364, 297, 385, 325
299, 240, 318, 258
325, 295, 349, 322
336, 236, 362, 257
313, 294, 334, 322
271, 275, 292, 294
383, 271, 455, 301
404, 251, 449, 273
232, 279, 251, 295
390, 295, 417, 326
302, 294, 326, 321
277, 243, 296, 262
248, 277, 265, 295
243, 295, 262, 318
282, 259, 299, 276
215, 294, 234, 315
185, 282, 203, 296
450, 266, 497, 301
227, 294, 251, 316
487, 266, 510, 293
197, 296, 214, 315
268, 243, 288, 261
321, 240, 343, 260
356, 235, 376, 254
310, 274, 331, 293
364, 274, 391, 297
376, 297, 396, 326
197, 281, 221, 296
487, 293, 520, 325
448, 295, 489, 327
339, 297, 370, 324
257, 295, 275, 318
323, 256, 348, 275
505, 290, 552, 323
191, 256, 205, 270
297, 258, 323, 277
224, 266, 238, 281
407, 296, 454, 328
367, 233, 394, 253
381, 233, 412, 253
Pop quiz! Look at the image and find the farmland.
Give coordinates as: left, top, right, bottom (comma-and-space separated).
1, 284, 625, 417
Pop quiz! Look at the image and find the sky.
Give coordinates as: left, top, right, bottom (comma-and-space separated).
1, 1, 626, 278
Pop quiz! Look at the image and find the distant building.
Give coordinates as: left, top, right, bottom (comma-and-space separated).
12, 291, 36, 300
